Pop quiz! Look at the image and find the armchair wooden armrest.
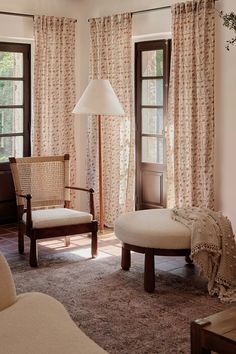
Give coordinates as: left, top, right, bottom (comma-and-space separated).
16, 193, 32, 200
65, 186, 95, 219
65, 186, 94, 193
15, 193, 32, 230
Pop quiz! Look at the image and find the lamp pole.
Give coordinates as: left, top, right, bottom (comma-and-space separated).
72, 80, 125, 234
98, 114, 104, 232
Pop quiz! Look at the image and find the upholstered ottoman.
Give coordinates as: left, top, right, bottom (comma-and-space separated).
114, 209, 192, 292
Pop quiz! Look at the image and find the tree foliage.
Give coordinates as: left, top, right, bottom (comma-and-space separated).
0, 52, 15, 161
220, 11, 236, 51
0, 52, 14, 77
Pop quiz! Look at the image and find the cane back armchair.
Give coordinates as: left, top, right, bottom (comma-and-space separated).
9, 154, 98, 267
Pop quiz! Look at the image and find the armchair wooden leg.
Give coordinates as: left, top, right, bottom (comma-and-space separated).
18, 225, 24, 254
121, 247, 131, 270
91, 230, 97, 258
65, 236, 70, 247
144, 248, 155, 293
30, 236, 38, 267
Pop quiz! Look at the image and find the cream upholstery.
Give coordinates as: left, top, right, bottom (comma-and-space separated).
0, 252, 107, 354
22, 208, 93, 229
115, 209, 191, 249
0, 293, 107, 354
0, 253, 16, 311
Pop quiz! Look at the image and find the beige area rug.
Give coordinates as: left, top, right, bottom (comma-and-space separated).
10, 250, 230, 354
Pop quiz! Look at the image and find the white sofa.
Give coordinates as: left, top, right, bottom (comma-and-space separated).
0, 252, 108, 354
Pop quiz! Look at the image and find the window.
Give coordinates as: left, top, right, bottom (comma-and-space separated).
0, 42, 31, 224
0, 42, 31, 163
135, 40, 171, 210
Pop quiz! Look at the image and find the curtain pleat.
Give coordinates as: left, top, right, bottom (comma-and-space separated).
33, 16, 76, 196
88, 13, 135, 227
167, 0, 215, 209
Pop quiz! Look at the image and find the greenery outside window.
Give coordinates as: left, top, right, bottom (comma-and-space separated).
0, 42, 31, 163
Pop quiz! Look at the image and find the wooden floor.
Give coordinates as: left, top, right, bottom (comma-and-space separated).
0, 223, 198, 278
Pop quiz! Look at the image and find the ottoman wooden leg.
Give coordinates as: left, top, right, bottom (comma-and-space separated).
144, 248, 155, 292
121, 247, 131, 270
185, 255, 193, 265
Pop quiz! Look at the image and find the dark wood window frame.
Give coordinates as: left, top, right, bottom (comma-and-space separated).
0, 42, 31, 224
0, 42, 31, 162
135, 39, 171, 210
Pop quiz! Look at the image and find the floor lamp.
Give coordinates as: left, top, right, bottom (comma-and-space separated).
72, 79, 125, 232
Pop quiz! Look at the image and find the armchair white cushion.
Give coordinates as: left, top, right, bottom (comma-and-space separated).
22, 208, 93, 229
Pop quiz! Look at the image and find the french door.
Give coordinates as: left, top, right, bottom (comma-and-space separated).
0, 42, 31, 223
135, 40, 171, 210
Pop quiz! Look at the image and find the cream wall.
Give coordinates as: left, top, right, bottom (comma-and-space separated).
215, 0, 236, 232
0, 0, 80, 38
1, 0, 236, 231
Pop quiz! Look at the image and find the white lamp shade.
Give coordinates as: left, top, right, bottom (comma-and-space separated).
72, 79, 125, 116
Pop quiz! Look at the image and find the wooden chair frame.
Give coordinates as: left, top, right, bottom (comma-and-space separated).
9, 155, 98, 267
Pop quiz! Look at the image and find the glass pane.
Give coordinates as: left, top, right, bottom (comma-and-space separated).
0, 80, 23, 106
142, 79, 163, 106
0, 108, 23, 134
0, 52, 23, 77
0, 136, 23, 162
142, 108, 164, 135
142, 50, 163, 77
142, 137, 157, 163
157, 138, 164, 164
142, 137, 164, 164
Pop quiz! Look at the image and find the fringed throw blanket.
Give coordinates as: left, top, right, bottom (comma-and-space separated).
172, 207, 236, 302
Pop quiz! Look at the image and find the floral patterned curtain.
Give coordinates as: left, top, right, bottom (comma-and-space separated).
166, 0, 215, 209
33, 16, 76, 191
88, 13, 135, 227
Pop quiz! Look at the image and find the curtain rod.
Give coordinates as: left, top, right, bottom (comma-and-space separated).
0, 10, 77, 22
88, 0, 219, 21
131, 0, 219, 16
87, 6, 171, 22
131, 5, 172, 15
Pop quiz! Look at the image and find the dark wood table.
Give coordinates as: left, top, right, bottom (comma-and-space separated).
191, 307, 236, 353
